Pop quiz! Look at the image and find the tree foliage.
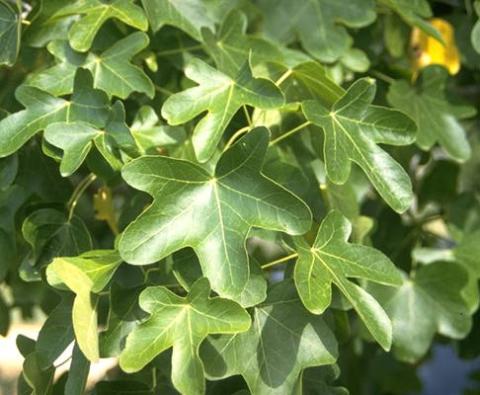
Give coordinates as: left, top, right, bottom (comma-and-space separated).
0, 1, 479, 394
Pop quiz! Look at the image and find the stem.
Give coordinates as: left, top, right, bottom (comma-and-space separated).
243, 105, 252, 127
155, 84, 174, 96
370, 70, 395, 84
224, 126, 250, 151
67, 173, 97, 221
275, 69, 293, 86
319, 183, 332, 210
261, 253, 298, 270
156, 45, 203, 56
269, 121, 311, 146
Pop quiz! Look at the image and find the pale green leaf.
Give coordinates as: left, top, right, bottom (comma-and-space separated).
46, 250, 123, 361
294, 210, 402, 350
119, 278, 251, 395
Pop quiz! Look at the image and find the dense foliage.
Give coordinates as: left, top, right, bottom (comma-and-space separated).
0, 0, 479, 394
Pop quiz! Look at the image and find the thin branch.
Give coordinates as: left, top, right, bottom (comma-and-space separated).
269, 121, 311, 146
261, 253, 298, 269
68, 173, 97, 221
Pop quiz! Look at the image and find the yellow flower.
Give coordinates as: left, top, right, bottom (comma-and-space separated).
411, 18, 460, 76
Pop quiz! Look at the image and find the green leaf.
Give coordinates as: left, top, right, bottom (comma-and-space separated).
202, 10, 284, 77
22, 351, 55, 395
378, 0, 444, 43
388, 66, 476, 162
279, 61, 344, 107
46, 250, 123, 361
472, 1, 480, 54
202, 280, 338, 395
172, 248, 267, 308
22, 208, 93, 268
45, 101, 138, 176
119, 128, 311, 301
140, 0, 238, 40
161, 58, 284, 162
36, 295, 75, 369
0, 0, 20, 66
294, 210, 402, 350
119, 278, 251, 395
26, 32, 154, 99
0, 154, 18, 190
54, 0, 148, 52
368, 262, 472, 362
0, 69, 110, 158
258, 0, 376, 63
65, 343, 91, 395
303, 78, 416, 213
130, 105, 187, 154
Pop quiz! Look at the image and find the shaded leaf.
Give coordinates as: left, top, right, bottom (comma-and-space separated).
202, 280, 338, 395
0, 0, 21, 66
258, 0, 376, 63
388, 66, 476, 162
368, 262, 472, 362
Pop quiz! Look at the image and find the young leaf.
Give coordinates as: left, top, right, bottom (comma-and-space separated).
54, 0, 148, 52
119, 278, 251, 395
27, 32, 154, 99
387, 66, 476, 162
201, 280, 338, 395
368, 262, 472, 362
119, 128, 311, 301
0, 0, 20, 66
46, 250, 123, 361
258, 0, 376, 63
303, 78, 416, 213
294, 210, 403, 351
0, 69, 110, 158
161, 58, 284, 162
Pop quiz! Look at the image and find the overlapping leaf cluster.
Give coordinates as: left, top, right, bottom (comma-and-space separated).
0, 1, 479, 394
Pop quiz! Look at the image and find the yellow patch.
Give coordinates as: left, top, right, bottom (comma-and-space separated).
410, 18, 460, 76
